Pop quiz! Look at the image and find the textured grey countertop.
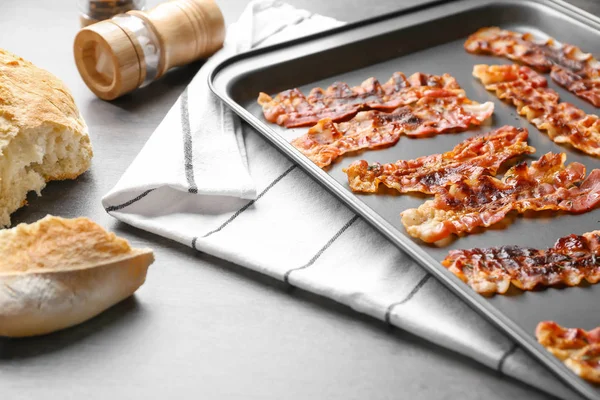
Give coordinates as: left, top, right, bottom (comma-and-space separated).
1, 0, 597, 399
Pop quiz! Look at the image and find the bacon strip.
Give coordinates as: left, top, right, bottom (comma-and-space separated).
291, 96, 494, 168
401, 152, 600, 243
536, 321, 600, 383
343, 126, 534, 194
442, 231, 600, 294
473, 64, 600, 157
258, 72, 464, 128
465, 27, 600, 106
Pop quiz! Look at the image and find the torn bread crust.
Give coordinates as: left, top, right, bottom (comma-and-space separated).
0, 216, 153, 337
0, 48, 92, 227
0, 250, 152, 337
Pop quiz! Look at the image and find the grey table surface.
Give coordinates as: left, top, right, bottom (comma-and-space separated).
1, 0, 598, 399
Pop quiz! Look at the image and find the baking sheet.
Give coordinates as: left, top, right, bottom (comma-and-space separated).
210, 0, 600, 398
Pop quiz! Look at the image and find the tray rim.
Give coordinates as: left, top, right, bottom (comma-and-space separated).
208, 0, 600, 398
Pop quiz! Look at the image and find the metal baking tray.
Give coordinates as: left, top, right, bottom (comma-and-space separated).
210, 0, 600, 398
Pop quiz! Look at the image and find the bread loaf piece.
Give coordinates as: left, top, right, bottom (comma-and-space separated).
0, 215, 153, 337
0, 48, 93, 227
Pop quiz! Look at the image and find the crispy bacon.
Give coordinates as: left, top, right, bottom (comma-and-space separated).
471, 64, 548, 88
291, 96, 494, 168
551, 65, 600, 108
401, 152, 600, 243
343, 126, 534, 194
474, 64, 600, 157
258, 72, 464, 128
442, 231, 600, 294
465, 27, 600, 106
465, 27, 553, 71
536, 321, 600, 383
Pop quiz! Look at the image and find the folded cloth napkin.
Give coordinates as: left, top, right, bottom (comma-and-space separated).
103, 1, 577, 398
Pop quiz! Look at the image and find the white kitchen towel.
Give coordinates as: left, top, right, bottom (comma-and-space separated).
102, 1, 577, 398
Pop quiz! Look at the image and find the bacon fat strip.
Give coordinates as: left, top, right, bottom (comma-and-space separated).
401, 152, 600, 243
258, 72, 465, 128
442, 231, 600, 295
536, 321, 600, 384
343, 126, 534, 194
290, 96, 494, 168
465, 27, 600, 106
473, 64, 600, 157
465, 27, 553, 71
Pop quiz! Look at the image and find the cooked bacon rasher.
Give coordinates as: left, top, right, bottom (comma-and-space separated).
401, 152, 600, 243
442, 231, 600, 294
343, 126, 534, 194
465, 27, 600, 106
473, 64, 600, 157
258, 72, 464, 128
291, 96, 494, 168
536, 321, 600, 383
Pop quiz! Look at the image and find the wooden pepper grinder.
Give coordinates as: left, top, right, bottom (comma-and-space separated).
73, 0, 225, 100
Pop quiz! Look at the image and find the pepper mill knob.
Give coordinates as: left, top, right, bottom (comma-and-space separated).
73, 0, 225, 100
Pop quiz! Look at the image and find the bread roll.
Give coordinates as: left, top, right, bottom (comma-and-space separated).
0, 215, 153, 337
0, 48, 93, 227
